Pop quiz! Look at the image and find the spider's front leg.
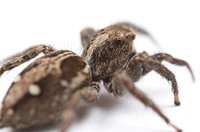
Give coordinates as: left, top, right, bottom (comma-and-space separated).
152, 53, 195, 81
0, 45, 55, 76
113, 70, 182, 132
126, 51, 194, 106
60, 83, 99, 132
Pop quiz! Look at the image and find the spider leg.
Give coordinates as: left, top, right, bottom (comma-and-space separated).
60, 84, 99, 132
114, 70, 182, 132
80, 27, 96, 49
0, 123, 3, 128
153, 53, 195, 81
127, 52, 183, 106
60, 90, 82, 132
0, 45, 55, 76
0, 119, 3, 128
154, 63, 180, 106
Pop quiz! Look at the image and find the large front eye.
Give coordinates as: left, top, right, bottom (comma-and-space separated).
115, 37, 124, 44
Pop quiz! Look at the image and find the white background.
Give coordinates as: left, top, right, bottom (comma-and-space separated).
0, 0, 199, 132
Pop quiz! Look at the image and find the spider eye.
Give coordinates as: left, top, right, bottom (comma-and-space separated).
115, 38, 123, 44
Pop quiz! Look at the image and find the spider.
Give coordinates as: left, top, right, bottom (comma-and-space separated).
0, 22, 194, 132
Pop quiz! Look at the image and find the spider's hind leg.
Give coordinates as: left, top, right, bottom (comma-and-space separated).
0, 119, 4, 128
60, 84, 99, 132
0, 45, 55, 76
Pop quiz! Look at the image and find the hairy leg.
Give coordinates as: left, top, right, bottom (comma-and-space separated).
127, 51, 194, 105
0, 45, 55, 76
113, 70, 182, 132
80, 28, 96, 49
0, 119, 3, 128
60, 84, 99, 132
60, 90, 81, 132
152, 53, 195, 81
155, 64, 180, 105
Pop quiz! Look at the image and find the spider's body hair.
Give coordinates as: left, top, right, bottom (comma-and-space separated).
83, 24, 135, 81
0, 22, 193, 132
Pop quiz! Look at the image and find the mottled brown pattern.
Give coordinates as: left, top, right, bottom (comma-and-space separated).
0, 49, 92, 129
83, 24, 135, 77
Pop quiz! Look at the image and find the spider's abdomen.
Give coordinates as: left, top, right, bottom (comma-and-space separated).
0, 50, 91, 129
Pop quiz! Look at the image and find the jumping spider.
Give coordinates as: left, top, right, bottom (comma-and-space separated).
0, 22, 194, 132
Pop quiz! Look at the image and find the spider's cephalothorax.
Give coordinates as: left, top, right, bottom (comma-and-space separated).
83, 24, 135, 78
0, 22, 195, 132
82, 23, 194, 99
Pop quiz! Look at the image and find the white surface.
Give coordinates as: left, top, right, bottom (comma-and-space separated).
0, 0, 199, 132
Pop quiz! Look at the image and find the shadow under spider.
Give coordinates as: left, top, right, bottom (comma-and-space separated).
76, 93, 123, 120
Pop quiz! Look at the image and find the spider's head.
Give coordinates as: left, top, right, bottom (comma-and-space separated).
84, 23, 136, 77
101, 23, 136, 52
